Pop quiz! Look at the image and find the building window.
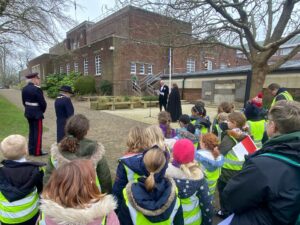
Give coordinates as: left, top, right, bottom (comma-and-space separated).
279, 47, 293, 56
95, 55, 102, 76
74, 62, 78, 73
60, 66, 63, 74
186, 58, 195, 73
83, 58, 88, 75
130, 62, 136, 74
147, 64, 153, 75
220, 63, 227, 69
66, 64, 70, 75
206, 60, 213, 70
139, 64, 145, 74
32, 64, 40, 74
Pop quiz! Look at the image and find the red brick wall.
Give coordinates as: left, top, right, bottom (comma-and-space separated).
181, 88, 202, 101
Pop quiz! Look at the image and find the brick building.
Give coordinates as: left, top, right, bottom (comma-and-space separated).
26, 5, 241, 95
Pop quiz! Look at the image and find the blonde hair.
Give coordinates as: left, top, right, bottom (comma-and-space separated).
126, 126, 146, 153
180, 162, 202, 179
269, 100, 300, 134
217, 112, 229, 123
143, 147, 166, 192
0, 135, 27, 160
228, 112, 246, 129
144, 125, 165, 149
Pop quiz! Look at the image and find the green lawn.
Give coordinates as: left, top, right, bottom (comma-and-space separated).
0, 94, 28, 141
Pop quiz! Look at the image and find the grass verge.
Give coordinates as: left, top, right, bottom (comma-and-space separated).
0, 94, 28, 141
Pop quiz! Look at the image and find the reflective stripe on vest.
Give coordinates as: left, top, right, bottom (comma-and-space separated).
123, 188, 180, 225
51, 156, 101, 190
181, 193, 202, 225
0, 189, 39, 224
204, 168, 221, 196
123, 165, 140, 182
247, 120, 266, 149
215, 124, 222, 141
39, 212, 107, 225
271, 91, 294, 107
223, 136, 244, 171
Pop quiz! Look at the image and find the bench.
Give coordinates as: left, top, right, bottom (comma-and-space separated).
141, 100, 159, 108
106, 101, 134, 110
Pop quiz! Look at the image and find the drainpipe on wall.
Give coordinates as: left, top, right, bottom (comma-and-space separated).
244, 70, 252, 108
182, 77, 187, 100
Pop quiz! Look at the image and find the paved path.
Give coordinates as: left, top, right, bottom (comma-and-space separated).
0, 89, 148, 175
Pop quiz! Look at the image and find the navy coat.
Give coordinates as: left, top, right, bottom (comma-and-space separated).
21, 82, 47, 119
54, 94, 74, 142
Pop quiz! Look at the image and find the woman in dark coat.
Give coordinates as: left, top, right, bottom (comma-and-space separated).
167, 83, 182, 122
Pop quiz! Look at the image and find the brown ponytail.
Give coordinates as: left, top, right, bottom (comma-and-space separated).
60, 114, 89, 153
143, 147, 166, 192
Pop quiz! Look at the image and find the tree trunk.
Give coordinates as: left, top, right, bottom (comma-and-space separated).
249, 64, 268, 99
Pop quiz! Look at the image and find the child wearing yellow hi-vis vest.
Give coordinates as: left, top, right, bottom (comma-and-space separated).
195, 133, 224, 197
0, 135, 45, 225
44, 114, 112, 194
38, 159, 120, 225
113, 126, 147, 213
118, 146, 183, 225
166, 139, 213, 225
216, 112, 249, 219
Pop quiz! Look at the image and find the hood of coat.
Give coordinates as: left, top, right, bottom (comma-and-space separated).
40, 194, 117, 225
251, 131, 300, 164
190, 116, 211, 129
125, 177, 177, 222
119, 153, 147, 176
166, 164, 204, 198
50, 139, 105, 168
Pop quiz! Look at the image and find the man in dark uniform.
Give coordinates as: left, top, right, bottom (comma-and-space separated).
159, 80, 169, 111
21, 73, 47, 156
55, 85, 74, 143
268, 83, 294, 107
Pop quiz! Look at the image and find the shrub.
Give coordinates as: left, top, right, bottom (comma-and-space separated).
142, 95, 158, 101
99, 80, 113, 95
74, 76, 96, 95
44, 72, 80, 98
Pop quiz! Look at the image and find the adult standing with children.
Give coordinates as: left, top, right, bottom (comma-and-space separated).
55, 85, 74, 143
21, 72, 47, 156
223, 100, 300, 225
167, 83, 182, 122
158, 80, 169, 111
268, 83, 293, 107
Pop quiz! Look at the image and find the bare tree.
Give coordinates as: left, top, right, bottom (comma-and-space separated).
117, 0, 300, 98
0, 0, 75, 46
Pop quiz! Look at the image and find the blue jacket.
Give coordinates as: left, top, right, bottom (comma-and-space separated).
195, 149, 224, 172
118, 176, 183, 225
22, 82, 47, 119
166, 164, 213, 225
112, 153, 147, 212
54, 94, 74, 142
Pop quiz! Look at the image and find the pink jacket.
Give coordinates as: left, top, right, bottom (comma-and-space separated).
38, 195, 119, 225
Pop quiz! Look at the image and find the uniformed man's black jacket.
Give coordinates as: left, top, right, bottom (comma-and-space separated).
22, 82, 47, 119
223, 131, 300, 225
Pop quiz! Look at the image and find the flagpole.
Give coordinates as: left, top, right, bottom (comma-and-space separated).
169, 47, 172, 93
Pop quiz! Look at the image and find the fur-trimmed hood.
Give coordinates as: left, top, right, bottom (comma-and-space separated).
50, 138, 105, 168
40, 195, 117, 225
166, 164, 206, 198
125, 177, 178, 223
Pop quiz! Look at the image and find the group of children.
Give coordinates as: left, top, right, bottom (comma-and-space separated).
0, 97, 279, 225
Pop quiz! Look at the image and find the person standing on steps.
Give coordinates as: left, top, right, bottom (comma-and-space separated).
158, 80, 169, 111
21, 73, 47, 156
55, 85, 74, 143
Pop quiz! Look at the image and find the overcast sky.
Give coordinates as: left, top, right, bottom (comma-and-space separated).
70, 0, 117, 24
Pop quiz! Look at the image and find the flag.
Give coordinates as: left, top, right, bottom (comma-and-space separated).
232, 135, 257, 161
